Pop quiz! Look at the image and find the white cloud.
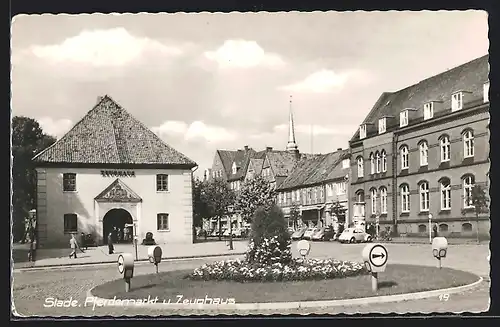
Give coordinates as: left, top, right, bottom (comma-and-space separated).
204, 40, 285, 69
279, 70, 350, 93
30, 28, 183, 67
152, 120, 237, 143
38, 117, 73, 139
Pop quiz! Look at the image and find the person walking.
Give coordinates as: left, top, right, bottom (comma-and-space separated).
433, 223, 439, 238
69, 234, 78, 259
107, 232, 114, 255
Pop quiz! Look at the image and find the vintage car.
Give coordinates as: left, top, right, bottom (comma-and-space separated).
338, 228, 372, 243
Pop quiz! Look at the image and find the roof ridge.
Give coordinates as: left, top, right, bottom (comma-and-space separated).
32, 95, 108, 161
392, 54, 488, 95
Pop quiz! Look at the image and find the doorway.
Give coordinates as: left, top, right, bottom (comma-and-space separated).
102, 208, 133, 245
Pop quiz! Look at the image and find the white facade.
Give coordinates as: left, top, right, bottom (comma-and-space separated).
36, 166, 193, 247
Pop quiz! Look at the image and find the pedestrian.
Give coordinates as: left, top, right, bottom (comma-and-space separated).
107, 232, 114, 254
69, 234, 78, 259
433, 223, 439, 238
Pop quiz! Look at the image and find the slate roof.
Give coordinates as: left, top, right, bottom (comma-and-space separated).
218, 147, 261, 181
249, 158, 264, 175
278, 149, 350, 190
33, 95, 197, 167
351, 54, 489, 142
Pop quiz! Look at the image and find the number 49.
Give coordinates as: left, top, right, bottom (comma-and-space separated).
439, 294, 450, 301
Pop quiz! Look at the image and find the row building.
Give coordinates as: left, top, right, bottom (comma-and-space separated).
348, 54, 490, 238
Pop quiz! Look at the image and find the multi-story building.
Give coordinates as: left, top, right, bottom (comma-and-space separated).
348, 55, 490, 238
33, 95, 197, 247
276, 149, 351, 230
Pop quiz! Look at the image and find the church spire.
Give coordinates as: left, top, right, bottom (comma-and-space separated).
286, 95, 299, 154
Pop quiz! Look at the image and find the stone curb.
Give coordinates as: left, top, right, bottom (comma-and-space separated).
13, 252, 246, 271
86, 276, 483, 311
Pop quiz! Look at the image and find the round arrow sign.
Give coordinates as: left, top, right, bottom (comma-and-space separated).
117, 255, 125, 274
369, 244, 388, 267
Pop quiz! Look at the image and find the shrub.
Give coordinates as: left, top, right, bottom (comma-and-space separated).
246, 205, 292, 265
186, 258, 369, 282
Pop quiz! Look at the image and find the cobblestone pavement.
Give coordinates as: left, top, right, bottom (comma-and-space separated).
11, 243, 490, 317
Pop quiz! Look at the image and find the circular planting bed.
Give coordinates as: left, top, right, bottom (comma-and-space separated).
92, 263, 479, 303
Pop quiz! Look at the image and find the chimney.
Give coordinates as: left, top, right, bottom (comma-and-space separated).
266, 146, 273, 152
337, 148, 342, 151
244, 145, 249, 152
97, 96, 104, 104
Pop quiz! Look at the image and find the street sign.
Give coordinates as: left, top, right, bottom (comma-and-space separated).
369, 244, 388, 268
296, 240, 311, 257
118, 255, 125, 274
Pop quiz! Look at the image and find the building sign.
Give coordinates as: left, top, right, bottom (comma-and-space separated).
101, 170, 135, 177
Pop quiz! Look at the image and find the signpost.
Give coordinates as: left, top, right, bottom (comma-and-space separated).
362, 243, 388, 292
148, 246, 163, 274
125, 223, 138, 261
296, 240, 311, 261
432, 237, 448, 269
117, 253, 134, 292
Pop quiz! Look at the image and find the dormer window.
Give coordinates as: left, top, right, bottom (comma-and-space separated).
452, 92, 463, 111
400, 110, 408, 127
232, 162, 238, 174
484, 82, 490, 103
342, 158, 350, 169
378, 118, 386, 134
423, 102, 434, 120
359, 124, 367, 139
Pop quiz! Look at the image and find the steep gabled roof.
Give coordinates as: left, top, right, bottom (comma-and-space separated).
351, 54, 489, 142
218, 147, 259, 181
278, 149, 349, 190
248, 158, 264, 175
33, 95, 197, 167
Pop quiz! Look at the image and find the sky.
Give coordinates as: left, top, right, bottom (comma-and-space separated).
11, 11, 488, 176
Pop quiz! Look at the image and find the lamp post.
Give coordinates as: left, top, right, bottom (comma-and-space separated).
228, 206, 234, 251
428, 213, 433, 244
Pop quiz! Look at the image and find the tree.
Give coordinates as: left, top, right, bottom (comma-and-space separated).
289, 202, 301, 230
200, 178, 236, 244
234, 175, 276, 223
192, 178, 209, 228
246, 204, 292, 265
12, 116, 56, 242
462, 184, 489, 243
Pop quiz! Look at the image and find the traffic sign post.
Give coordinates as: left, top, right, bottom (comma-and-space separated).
362, 243, 388, 292
148, 246, 163, 274
125, 223, 139, 261
296, 240, 311, 261
117, 253, 134, 292
432, 237, 448, 269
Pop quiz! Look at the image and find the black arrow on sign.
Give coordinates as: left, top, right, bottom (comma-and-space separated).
372, 253, 385, 259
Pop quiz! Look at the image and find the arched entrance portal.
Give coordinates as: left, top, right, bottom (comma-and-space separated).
102, 208, 133, 245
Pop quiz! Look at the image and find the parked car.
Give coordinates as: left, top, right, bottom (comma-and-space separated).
222, 228, 243, 238
291, 227, 308, 240
303, 227, 320, 240
338, 228, 372, 243
311, 227, 336, 241
210, 229, 220, 237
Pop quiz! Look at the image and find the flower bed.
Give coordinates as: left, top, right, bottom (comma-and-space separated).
186, 257, 369, 282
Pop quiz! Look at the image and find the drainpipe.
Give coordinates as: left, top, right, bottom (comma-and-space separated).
191, 165, 199, 243
391, 134, 398, 236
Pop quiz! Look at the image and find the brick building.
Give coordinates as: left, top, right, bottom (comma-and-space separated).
348, 55, 490, 238
33, 95, 197, 247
